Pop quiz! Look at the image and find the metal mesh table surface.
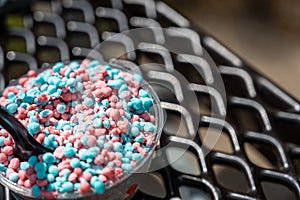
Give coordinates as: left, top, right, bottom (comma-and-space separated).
0, 0, 300, 199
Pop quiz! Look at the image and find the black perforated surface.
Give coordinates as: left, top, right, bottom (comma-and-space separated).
1, 0, 300, 199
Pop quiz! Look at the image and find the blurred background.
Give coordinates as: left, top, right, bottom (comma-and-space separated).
166, 0, 300, 100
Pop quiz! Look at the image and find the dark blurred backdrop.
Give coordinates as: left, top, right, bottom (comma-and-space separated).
166, 0, 300, 100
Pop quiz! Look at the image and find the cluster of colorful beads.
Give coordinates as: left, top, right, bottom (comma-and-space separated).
0, 59, 157, 198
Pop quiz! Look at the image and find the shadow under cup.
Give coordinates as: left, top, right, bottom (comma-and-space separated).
0, 61, 164, 200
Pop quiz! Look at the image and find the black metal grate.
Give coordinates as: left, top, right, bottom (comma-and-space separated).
1, 0, 300, 199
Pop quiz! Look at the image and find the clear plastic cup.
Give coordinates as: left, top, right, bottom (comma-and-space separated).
0, 60, 164, 200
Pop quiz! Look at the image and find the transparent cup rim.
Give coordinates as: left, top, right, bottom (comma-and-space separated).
0, 59, 164, 199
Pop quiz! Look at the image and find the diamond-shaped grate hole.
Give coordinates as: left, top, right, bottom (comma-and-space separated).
212, 164, 250, 193
166, 147, 201, 176
199, 127, 233, 154
244, 143, 276, 170
4, 62, 29, 81
179, 185, 211, 200
163, 111, 189, 138
134, 173, 166, 199
261, 181, 297, 200
228, 106, 265, 133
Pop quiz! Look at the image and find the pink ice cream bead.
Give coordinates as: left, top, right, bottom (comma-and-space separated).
73, 168, 82, 175
6, 169, 15, 177
27, 70, 36, 77
86, 135, 97, 147
25, 167, 34, 177
79, 181, 90, 194
98, 175, 107, 183
114, 168, 123, 177
102, 167, 114, 179
8, 158, 20, 170
18, 179, 24, 186
61, 92, 72, 102
36, 179, 48, 187
68, 173, 78, 183
24, 179, 32, 188
40, 190, 57, 199
53, 147, 65, 159
4, 138, 13, 146
113, 160, 121, 167
82, 173, 92, 181
18, 170, 27, 181
2, 146, 14, 156
0, 153, 7, 162
74, 139, 82, 149
94, 155, 104, 165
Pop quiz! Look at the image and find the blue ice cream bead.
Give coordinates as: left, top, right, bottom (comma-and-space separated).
103, 120, 110, 129
6, 103, 18, 114
90, 176, 98, 187
138, 89, 149, 97
130, 127, 139, 137
40, 110, 50, 118
40, 84, 48, 92
7, 92, 15, 99
23, 95, 34, 103
28, 156, 38, 166
134, 135, 144, 143
121, 158, 130, 163
20, 102, 28, 109
47, 183, 55, 191
0, 136, 5, 147
94, 181, 105, 194
56, 103, 66, 114
66, 78, 77, 87
121, 163, 133, 171
118, 84, 128, 94
144, 122, 156, 132
61, 169, 71, 177
47, 174, 55, 183
132, 153, 142, 161
36, 171, 46, 179
29, 116, 38, 123
52, 77, 61, 86
20, 161, 30, 170
108, 79, 124, 89
141, 97, 153, 111
133, 74, 143, 83
61, 182, 73, 192
113, 142, 123, 152
78, 149, 87, 160
43, 137, 53, 148
27, 122, 40, 135
101, 99, 109, 108
93, 118, 102, 128
48, 165, 59, 176
88, 147, 100, 157
53, 181, 61, 190
124, 143, 134, 152
8, 172, 19, 182
64, 147, 75, 157
53, 62, 64, 72
70, 158, 81, 168
42, 152, 55, 164
34, 162, 47, 172
27, 110, 37, 117
47, 85, 57, 94
32, 184, 40, 196
80, 135, 89, 147
84, 97, 94, 107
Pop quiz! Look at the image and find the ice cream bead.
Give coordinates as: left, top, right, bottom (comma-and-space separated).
0, 60, 159, 198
